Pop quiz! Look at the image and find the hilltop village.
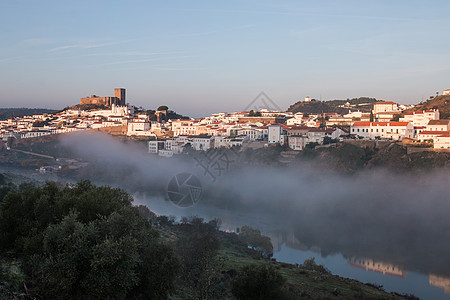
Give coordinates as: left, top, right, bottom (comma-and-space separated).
1, 88, 450, 156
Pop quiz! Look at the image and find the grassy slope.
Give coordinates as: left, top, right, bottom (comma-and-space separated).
160, 224, 411, 299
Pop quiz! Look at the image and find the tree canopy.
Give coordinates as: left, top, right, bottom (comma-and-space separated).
0, 181, 178, 299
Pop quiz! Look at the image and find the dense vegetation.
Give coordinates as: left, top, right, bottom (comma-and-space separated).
0, 181, 178, 299
287, 97, 378, 114
295, 142, 450, 173
0, 108, 57, 121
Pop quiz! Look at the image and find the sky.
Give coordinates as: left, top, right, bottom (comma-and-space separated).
1, 0, 449, 117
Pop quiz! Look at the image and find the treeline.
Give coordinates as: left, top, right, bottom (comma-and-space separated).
288, 97, 378, 114
0, 108, 57, 121
0, 180, 283, 299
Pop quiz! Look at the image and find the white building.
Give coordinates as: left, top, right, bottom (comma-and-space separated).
158, 149, 174, 157
399, 110, 439, 127
192, 136, 214, 151
171, 120, 198, 136
127, 121, 153, 136
237, 128, 264, 141
373, 101, 398, 113
307, 128, 335, 144
426, 119, 450, 132
351, 121, 414, 140
268, 125, 287, 144
148, 141, 165, 154
286, 113, 304, 126
288, 135, 309, 150
443, 89, 450, 96
433, 134, 450, 149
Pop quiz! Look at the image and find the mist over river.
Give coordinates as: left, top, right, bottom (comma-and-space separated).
136, 196, 450, 299
4, 132, 449, 299
58, 133, 450, 299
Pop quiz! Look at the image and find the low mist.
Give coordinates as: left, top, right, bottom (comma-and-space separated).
60, 132, 450, 277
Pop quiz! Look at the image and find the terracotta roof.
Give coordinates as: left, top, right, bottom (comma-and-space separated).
308, 128, 334, 133
418, 131, 450, 137
427, 120, 450, 125
375, 101, 397, 105
352, 121, 410, 127
289, 126, 310, 130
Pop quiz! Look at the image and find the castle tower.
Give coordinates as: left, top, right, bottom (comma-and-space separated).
114, 88, 126, 105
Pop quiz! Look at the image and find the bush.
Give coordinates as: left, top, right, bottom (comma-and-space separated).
231, 264, 285, 300
299, 257, 330, 274
239, 226, 273, 259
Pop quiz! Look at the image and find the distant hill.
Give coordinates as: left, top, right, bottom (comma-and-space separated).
0, 108, 57, 120
287, 97, 378, 114
404, 95, 450, 119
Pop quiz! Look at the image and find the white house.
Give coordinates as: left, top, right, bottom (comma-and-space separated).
288, 135, 308, 150
307, 128, 335, 144
399, 110, 440, 127
127, 121, 152, 136
158, 149, 174, 157
351, 121, 414, 140
426, 120, 450, 132
286, 113, 304, 126
192, 136, 214, 151
433, 133, 450, 149
148, 141, 165, 154
268, 125, 287, 144
237, 128, 263, 141
373, 101, 398, 113
443, 89, 450, 96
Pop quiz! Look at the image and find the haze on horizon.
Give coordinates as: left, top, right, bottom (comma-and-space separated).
1, 0, 449, 117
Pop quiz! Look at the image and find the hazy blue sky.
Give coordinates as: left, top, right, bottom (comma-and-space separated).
1, 0, 449, 116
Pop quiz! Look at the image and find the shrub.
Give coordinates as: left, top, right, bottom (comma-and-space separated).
231, 264, 285, 300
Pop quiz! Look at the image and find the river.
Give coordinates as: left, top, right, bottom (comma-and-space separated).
136, 196, 450, 300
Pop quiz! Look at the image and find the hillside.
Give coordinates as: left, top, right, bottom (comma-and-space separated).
0, 108, 57, 120
404, 94, 450, 119
295, 141, 450, 173
287, 97, 378, 114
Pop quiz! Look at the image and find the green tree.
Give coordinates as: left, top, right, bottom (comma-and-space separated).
0, 181, 179, 299
176, 216, 222, 298
239, 226, 273, 259
157, 105, 169, 111
369, 111, 374, 122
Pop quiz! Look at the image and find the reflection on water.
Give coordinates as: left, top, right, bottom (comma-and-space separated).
136, 196, 450, 300
430, 275, 450, 295
347, 257, 407, 277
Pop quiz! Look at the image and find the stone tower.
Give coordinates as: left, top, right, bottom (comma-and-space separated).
114, 88, 126, 105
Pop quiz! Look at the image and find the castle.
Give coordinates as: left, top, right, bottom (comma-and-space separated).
80, 88, 126, 106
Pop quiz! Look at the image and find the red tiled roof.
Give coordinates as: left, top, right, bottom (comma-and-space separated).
271, 123, 290, 130
352, 121, 410, 127
375, 101, 396, 105
427, 120, 449, 125
418, 131, 450, 137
